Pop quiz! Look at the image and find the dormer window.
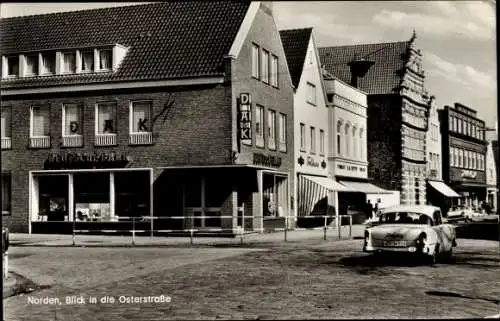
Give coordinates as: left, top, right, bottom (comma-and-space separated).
81, 50, 94, 72
62, 52, 76, 73
6, 56, 19, 77
98, 49, 112, 71
25, 55, 38, 76
41, 52, 56, 74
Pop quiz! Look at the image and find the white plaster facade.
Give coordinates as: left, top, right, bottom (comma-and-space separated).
486, 140, 498, 210
324, 78, 368, 180
426, 96, 442, 181
292, 31, 329, 216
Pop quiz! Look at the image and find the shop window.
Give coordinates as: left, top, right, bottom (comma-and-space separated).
300, 122, 306, 151
62, 51, 76, 73
98, 49, 112, 70
25, 54, 38, 76
129, 101, 153, 145
255, 105, 264, 147
62, 104, 83, 147
268, 109, 276, 150
1, 173, 11, 215
279, 113, 286, 152
252, 43, 260, 79
37, 175, 68, 222
30, 105, 51, 148
1, 106, 12, 150
310, 126, 316, 154
261, 49, 269, 83
319, 129, 325, 156
81, 50, 94, 72
184, 174, 201, 208
115, 171, 150, 219
95, 102, 117, 146
41, 52, 56, 74
74, 173, 109, 222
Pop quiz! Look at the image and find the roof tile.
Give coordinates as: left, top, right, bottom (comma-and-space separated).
318, 41, 410, 95
1, 1, 250, 89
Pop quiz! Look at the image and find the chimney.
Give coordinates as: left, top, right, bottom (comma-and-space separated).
347, 57, 375, 88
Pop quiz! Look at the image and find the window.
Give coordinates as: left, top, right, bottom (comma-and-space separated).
41, 52, 56, 74
270, 54, 278, 87
453, 117, 458, 133
6, 56, 19, 77
255, 105, 264, 147
458, 149, 463, 167
130, 101, 152, 133
472, 152, 476, 169
278, 113, 286, 152
359, 128, 364, 160
449, 117, 453, 131
25, 54, 38, 76
62, 104, 83, 136
319, 129, 325, 155
352, 127, 357, 158
310, 126, 316, 154
98, 49, 112, 70
31, 105, 50, 137
1, 106, 11, 140
96, 102, 117, 134
252, 44, 260, 79
337, 121, 342, 155
300, 123, 306, 151
261, 49, 269, 83
307, 82, 316, 105
480, 155, 484, 170
81, 50, 94, 72
458, 119, 463, 133
1, 173, 11, 215
465, 122, 469, 136
467, 151, 471, 169
345, 123, 350, 157
62, 52, 76, 73
268, 109, 276, 150
451, 148, 455, 166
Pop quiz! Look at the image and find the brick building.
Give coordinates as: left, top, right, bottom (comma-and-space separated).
0, 1, 295, 234
438, 103, 488, 210
319, 32, 430, 205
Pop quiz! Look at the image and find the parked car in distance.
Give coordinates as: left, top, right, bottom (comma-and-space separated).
363, 205, 457, 264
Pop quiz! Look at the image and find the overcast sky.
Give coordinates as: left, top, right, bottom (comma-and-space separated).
1, 1, 497, 129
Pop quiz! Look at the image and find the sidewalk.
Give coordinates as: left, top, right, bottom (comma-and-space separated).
10, 225, 366, 247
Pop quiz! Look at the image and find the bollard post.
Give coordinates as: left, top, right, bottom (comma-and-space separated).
284, 215, 288, 242
190, 229, 194, 245
150, 216, 154, 238
72, 217, 76, 246
132, 217, 136, 246
349, 215, 353, 239
338, 216, 342, 240
323, 216, 327, 241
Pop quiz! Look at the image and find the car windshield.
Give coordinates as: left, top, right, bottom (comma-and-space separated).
379, 212, 432, 225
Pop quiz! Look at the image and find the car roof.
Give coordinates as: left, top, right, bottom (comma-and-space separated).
379, 205, 440, 218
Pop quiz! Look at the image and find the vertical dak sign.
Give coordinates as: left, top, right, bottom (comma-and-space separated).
239, 93, 252, 146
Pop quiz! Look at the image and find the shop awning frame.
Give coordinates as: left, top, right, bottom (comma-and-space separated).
303, 175, 348, 192
338, 180, 393, 194
428, 180, 460, 198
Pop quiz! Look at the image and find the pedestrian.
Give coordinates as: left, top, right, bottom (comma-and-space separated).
374, 199, 381, 217
366, 200, 374, 220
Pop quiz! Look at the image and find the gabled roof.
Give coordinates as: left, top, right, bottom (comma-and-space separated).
318, 40, 411, 95
279, 28, 312, 88
0, 1, 251, 89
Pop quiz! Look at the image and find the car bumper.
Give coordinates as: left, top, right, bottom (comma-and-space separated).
364, 243, 437, 255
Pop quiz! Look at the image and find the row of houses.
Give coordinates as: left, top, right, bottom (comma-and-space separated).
1, 2, 496, 234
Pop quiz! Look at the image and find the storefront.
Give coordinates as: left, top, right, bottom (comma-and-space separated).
426, 180, 459, 216
449, 168, 487, 210
30, 167, 153, 234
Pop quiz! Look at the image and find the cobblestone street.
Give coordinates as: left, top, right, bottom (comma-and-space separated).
3, 238, 499, 320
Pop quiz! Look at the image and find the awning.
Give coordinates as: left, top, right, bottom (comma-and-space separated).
428, 180, 460, 197
303, 175, 348, 191
298, 175, 346, 217
338, 180, 392, 194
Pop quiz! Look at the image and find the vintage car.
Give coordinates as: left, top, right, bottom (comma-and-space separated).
363, 205, 457, 264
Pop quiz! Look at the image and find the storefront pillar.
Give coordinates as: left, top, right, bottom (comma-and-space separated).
254, 170, 263, 232
68, 173, 74, 222
109, 172, 116, 221
219, 189, 237, 233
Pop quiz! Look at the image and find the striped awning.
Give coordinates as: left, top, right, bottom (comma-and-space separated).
298, 175, 346, 217
338, 180, 392, 194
